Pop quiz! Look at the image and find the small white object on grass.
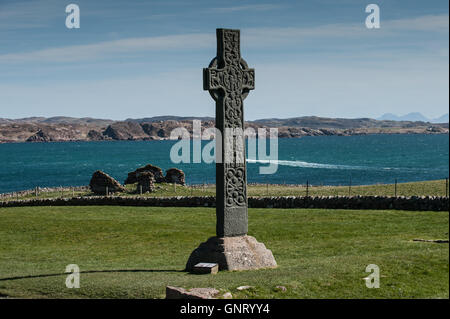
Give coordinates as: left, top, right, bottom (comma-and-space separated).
236, 285, 252, 291
192, 262, 219, 274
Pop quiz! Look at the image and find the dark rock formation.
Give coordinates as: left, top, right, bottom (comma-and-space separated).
87, 130, 106, 141
141, 123, 168, 138
102, 122, 148, 140
89, 170, 125, 195
124, 164, 165, 184
427, 126, 446, 133
165, 168, 185, 185
136, 171, 155, 193
124, 173, 137, 185
26, 129, 52, 142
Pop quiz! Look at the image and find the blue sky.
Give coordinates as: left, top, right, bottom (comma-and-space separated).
0, 0, 448, 120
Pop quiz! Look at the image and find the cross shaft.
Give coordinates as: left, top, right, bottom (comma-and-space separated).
203, 29, 255, 237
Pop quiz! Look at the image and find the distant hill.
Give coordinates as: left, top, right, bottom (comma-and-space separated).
378, 112, 449, 123
0, 116, 114, 126
0, 117, 46, 124
41, 116, 115, 125
253, 116, 383, 129
432, 113, 449, 123
0, 115, 448, 143
378, 112, 429, 122
251, 115, 448, 129
125, 116, 214, 123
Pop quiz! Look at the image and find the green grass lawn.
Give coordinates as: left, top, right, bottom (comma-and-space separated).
0, 206, 448, 299
3, 179, 449, 201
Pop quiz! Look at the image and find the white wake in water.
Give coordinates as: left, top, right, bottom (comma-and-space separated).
246, 159, 397, 171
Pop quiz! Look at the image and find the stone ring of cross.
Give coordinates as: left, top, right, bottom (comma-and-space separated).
205, 57, 253, 102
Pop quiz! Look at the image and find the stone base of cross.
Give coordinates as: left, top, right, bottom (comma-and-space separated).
186, 235, 277, 271
185, 29, 276, 272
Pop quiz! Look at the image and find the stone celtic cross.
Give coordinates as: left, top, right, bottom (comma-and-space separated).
186, 29, 275, 272
203, 29, 255, 237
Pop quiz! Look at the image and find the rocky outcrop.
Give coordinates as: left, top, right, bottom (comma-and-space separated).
1, 121, 106, 143
427, 126, 447, 133
102, 122, 148, 140
89, 170, 125, 195
141, 123, 169, 138
26, 129, 52, 142
166, 286, 220, 299
87, 130, 106, 141
124, 164, 165, 184
136, 171, 155, 193
165, 168, 185, 185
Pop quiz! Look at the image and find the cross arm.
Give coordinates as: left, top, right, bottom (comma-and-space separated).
203, 67, 224, 91
242, 68, 255, 91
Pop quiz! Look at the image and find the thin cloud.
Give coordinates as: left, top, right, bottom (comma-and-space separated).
384, 14, 449, 32
0, 0, 61, 29
244, 14, 449, 45
207, 4, 282, 13
0, 14, 447, 64
0, 33, 214, 63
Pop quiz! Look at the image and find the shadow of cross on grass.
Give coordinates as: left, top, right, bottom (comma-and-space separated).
0, 269, 183, 282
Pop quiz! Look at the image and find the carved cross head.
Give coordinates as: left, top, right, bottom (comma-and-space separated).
203, 29, 255, 103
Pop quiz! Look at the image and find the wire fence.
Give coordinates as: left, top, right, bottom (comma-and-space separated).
0, 178, 448, 201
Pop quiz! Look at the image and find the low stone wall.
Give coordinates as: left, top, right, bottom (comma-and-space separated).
0, 195, 448, 211
248, 196, 448, 211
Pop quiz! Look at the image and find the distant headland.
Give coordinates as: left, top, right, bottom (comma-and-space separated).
0, 115, 448, 143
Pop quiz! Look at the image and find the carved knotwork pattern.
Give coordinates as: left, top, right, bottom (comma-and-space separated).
225, 166, 246, 207
204, 29, 254, 208
243, 69, 255, 89
225, 92, 243, 128
223, 30, 240, 67
204, 30, 255, 129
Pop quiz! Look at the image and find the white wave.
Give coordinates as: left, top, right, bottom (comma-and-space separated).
246, 159, 398, 171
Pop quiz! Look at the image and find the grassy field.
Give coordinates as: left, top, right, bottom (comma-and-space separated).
0, 206, 448, 299
2, 179, 449, 202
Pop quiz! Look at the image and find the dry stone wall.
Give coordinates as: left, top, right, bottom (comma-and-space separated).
1, 195, 447, 211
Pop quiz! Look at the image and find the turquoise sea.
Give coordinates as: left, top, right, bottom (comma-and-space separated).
0, 134, 448, 193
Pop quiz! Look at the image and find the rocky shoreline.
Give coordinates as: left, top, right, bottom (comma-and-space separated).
0, 116, 448, 143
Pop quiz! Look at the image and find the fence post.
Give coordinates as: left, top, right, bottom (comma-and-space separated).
446, 178, 448, 198
306, 180, 309, 197
72, 187, 74, 197
174, 183, 176, 193
35, 187, 38, 197
106, 186, 108, 197
395, 179, 397, 197
349, 177, 352, 196
140, 185, 142, 195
